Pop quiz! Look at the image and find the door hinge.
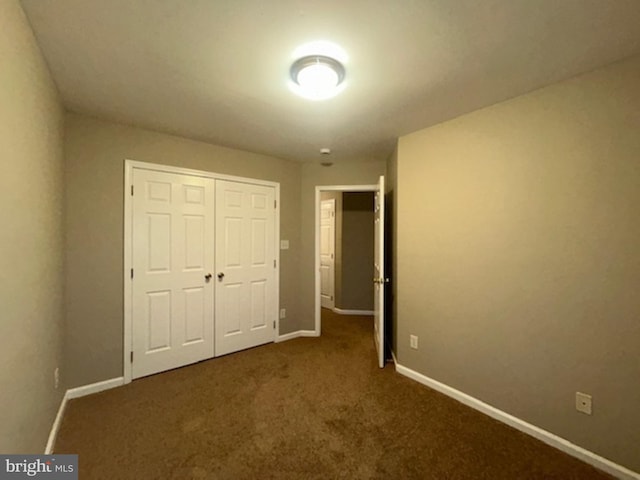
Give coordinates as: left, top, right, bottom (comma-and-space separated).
273, 321, 276, 329
131, 268, 134, 279
130, 351, 134, 363
274, 200, 277, 208
131, 185, 134, 196
273, 259, 276, 268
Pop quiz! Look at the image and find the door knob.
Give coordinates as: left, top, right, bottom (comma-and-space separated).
205, 273, 212, 281
217, 272, 225, 280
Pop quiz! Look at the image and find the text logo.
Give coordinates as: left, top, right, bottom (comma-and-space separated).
0, 455, 77, 479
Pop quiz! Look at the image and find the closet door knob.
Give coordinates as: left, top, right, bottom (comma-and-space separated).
217, 272, 225, 280
204, 273, 212, 281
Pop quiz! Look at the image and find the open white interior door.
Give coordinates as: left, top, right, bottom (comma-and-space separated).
320, 199, 335, 309
373, 175, 386, 368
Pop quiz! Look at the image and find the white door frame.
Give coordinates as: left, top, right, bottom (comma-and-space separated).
124, 159, 280, 384
314, 185, 377, 336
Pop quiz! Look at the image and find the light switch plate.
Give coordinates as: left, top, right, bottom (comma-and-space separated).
280, 240, 289, 250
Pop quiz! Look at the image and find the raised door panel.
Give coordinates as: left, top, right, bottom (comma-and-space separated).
146, 290, 171, 352
184, 216, 205, 271
250, 280, 267, 330
183, 287, 205, 345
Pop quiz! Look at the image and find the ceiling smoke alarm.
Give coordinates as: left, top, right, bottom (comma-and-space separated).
319, 148, 333, 165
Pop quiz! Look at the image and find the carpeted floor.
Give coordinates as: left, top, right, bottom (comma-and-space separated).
55, 309, 612, 479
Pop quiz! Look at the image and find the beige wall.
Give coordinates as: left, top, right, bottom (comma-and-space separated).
64, 113, 302, 388
396, 55, 640, 471
341, 192, 374, 310
0, 0, 65, 452
299, 162, 386, 329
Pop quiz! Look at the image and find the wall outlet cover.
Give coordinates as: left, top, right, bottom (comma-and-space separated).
576, 392, 592, 415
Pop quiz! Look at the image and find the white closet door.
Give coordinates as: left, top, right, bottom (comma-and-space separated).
132, 168, 215, 379
215, 180, 276, 356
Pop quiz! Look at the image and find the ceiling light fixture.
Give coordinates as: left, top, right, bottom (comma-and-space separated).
290, 55, 345, 100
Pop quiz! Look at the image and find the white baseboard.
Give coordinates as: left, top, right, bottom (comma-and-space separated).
45, 377, 124, 454
66, 377, 124, 400
395, 363, 639, 480
277, 330, 319, 342
332, 308, 374, 316
391, 349, 398, 365
45, 392, 68, 454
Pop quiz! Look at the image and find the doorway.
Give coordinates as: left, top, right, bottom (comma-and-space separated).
313, 185, 377, 334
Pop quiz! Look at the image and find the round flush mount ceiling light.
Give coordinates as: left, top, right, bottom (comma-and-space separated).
290, 55, 346, 100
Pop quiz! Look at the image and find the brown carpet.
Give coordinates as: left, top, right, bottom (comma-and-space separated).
55, 309, 612, 479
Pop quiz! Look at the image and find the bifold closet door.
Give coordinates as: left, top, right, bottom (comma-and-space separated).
131, 169, 215, 379
214, 180, 277, 356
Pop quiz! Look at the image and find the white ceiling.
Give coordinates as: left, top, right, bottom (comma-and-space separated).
21, 0, 640, 163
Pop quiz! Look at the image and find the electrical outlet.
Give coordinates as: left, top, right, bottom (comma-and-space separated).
576, 392, 592, 415
279, 308, 286, 319
410, 335, 418, 350
54, 367, 60, 390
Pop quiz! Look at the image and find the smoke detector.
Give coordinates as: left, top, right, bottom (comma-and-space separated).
319, 148, 333, 166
